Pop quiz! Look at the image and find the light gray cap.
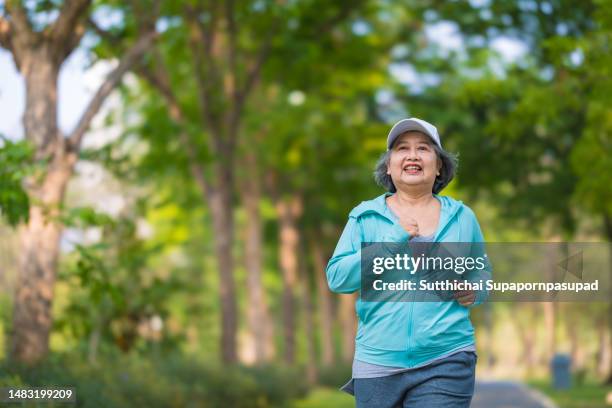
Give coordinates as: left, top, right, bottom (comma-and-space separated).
387, 118, 442, 150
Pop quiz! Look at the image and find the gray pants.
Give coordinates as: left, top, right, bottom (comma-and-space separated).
352, 351, 477, 407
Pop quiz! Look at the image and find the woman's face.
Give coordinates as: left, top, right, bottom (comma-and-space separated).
387, 131, 440, 192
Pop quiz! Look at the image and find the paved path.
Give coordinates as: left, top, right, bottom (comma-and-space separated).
472, 381, 557, 408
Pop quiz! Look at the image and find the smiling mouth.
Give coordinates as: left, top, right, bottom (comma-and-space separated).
403, 164, 423, 174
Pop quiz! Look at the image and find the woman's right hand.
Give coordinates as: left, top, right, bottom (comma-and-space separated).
399, 216, 419, 238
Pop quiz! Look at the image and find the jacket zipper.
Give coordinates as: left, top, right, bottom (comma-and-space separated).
405, 205, 462, 363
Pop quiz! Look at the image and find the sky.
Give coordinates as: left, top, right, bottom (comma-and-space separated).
0, 47, 115, 140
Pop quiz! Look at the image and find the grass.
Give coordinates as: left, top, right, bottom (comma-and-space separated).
528, 379, 612, 408
291, 382, 612, 408
292, 387, 354, 408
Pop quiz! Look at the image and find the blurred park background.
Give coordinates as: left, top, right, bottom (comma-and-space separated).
0, 0, 611, 407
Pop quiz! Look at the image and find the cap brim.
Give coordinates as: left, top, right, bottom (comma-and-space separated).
387, 120, 438, 149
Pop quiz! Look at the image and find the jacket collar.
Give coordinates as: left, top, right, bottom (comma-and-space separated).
349, 192, 464, 238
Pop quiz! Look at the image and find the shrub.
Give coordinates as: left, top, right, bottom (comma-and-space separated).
0, 353, 310, 408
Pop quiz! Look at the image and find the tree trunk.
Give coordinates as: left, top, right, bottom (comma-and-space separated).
484, 301, 495, 369
22, 48, 59, 157
88, 316, 103, 365
12, 205, 62, 363
11, 156, 74, 363
596, 319, 609, 378
339, 292, 358, 363
208, 172, 238, 363
542, 243, 558, 364
3, 2, 154, 364
542, 302, 556, 361
567, 310, 582, 371
10, 47, 75, 364
275, 195, 302, 364
310, 234, 335, 366
513, 304, 537, 376
298, 236, 318, 384
240, 150, 274, 363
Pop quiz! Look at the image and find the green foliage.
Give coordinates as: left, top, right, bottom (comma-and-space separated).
400, 0, 609, 237
61, 206, 115, 228
0, 353, 308, 408
570, 0, 612, 218
56, 211, 184, 354
316, 363, 352, 389
0, 137, 33, 226
528, 378, 612, 408
2, 0, 610, 392
292, 387, 354, 408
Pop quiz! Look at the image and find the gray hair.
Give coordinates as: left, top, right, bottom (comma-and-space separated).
374, 142, 458, 194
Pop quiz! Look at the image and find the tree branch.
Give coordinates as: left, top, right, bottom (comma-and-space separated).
0, 15, 11, 50
226, 15, 277, 155
132, 0, 215, 199
223, 0, 240, 150
137, 64, 173, 106
49, 0, 91, 43
238, 27, 273, 111
137, 63, 213, 199
87, 17, 122, 46
57, 20, 86, 61
67, 30, 157, 151
225, 0, 237, 101
228, 2, 361, 155
195, 1, 218, 64
5, 0, 35, 44
129, 0, 160, 34
316, 1, 364, 34
184, 4, 224, 149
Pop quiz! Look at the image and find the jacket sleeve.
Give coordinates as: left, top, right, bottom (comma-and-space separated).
465, 207, 493, 308
326, 215, 363, 294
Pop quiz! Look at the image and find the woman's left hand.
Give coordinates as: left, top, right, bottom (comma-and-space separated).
453, 289, 476, 306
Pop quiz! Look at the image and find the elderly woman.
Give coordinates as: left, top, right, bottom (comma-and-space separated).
326, 118, 489, 407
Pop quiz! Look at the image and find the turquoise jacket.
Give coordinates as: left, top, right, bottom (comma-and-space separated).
326, 192, 490, 367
